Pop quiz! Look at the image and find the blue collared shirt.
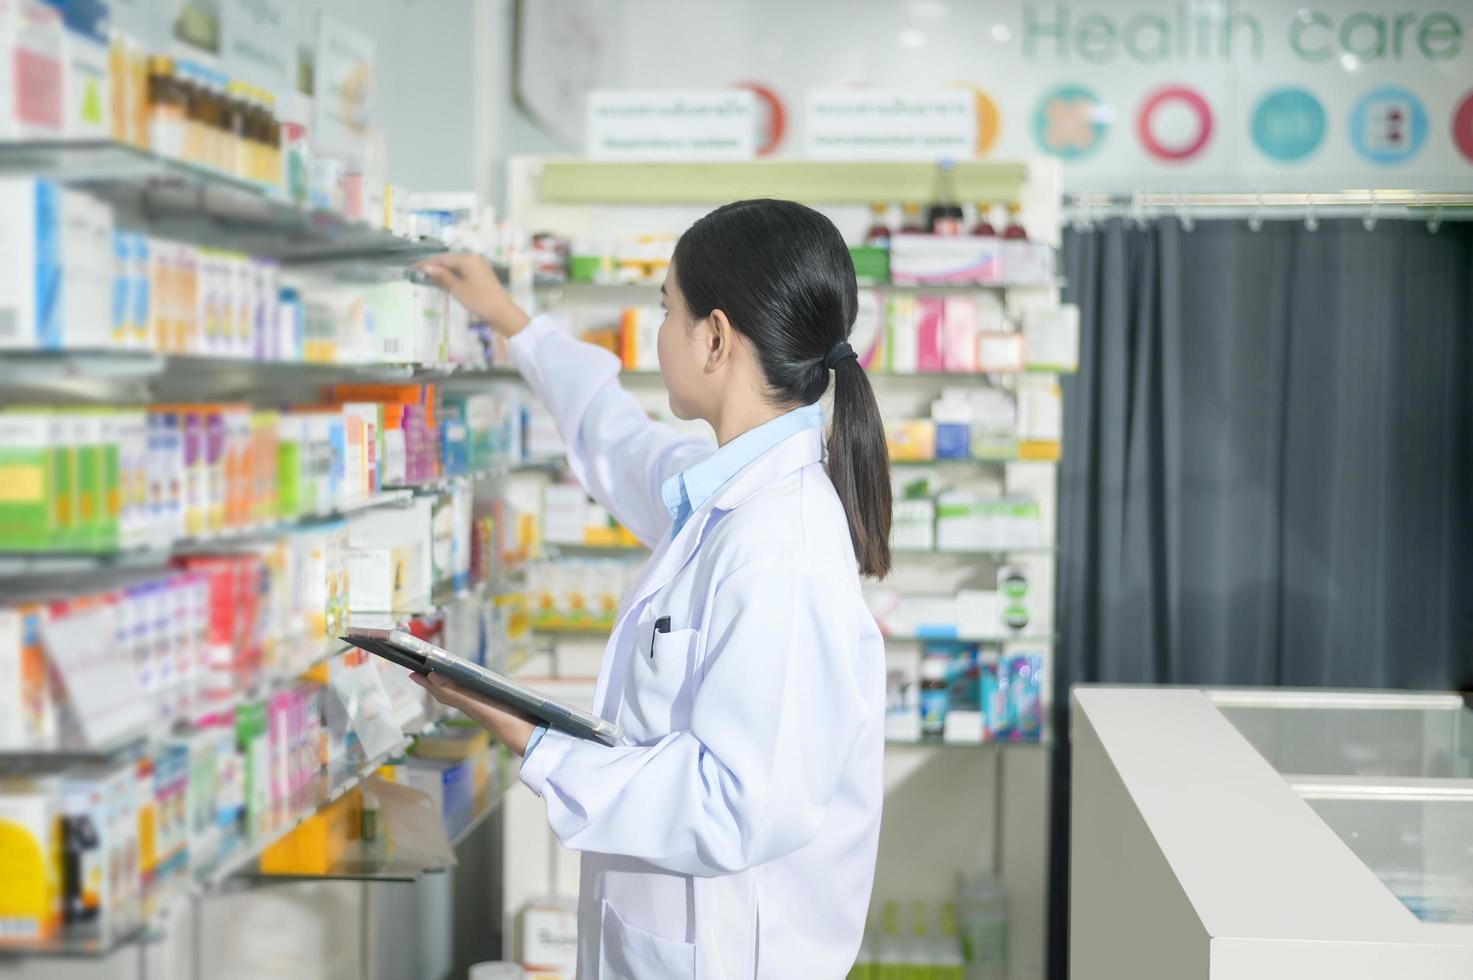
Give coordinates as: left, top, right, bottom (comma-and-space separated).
522, 401, 825, 762
659, 401, 825, 537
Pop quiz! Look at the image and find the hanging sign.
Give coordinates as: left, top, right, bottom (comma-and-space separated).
314, 13, 376, 170
586, 89, 756, 161
804, 90, 977, 161
220, 0, 292, 102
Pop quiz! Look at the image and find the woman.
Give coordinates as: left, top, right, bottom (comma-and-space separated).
415, 199, 889, 979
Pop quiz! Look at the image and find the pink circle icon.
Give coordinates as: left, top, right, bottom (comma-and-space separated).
1138, 86, 1213, 162
1453, 90, 1473, 164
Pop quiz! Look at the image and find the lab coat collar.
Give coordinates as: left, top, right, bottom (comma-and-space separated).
640, 424, 823, 608
594, 426, 826, 719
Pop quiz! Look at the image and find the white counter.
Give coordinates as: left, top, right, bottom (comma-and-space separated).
1070, 686, 1473, 980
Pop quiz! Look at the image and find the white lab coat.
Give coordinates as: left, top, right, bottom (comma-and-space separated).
509, 315, 885, 979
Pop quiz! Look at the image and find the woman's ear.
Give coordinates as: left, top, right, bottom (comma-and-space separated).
705, 308, 736, 373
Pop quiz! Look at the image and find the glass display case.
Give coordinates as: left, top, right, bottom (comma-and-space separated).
1071, 686, 1473, 980
1207, 689, 1473, 928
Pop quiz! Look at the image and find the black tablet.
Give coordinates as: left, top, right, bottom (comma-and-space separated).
341, 627, 622, 746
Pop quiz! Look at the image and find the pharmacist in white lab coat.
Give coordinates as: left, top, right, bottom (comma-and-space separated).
415, 199, 889, 979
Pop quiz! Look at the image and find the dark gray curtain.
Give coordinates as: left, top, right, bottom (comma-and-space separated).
1047, 217, 1473, 979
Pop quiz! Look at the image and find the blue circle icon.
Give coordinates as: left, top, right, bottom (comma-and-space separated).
1349, 86, 1427, 165
1033, 84, 1109, 161
1251, 88, 1326, 162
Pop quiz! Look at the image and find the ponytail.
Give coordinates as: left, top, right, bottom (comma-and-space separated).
673, 198, 894, 579
827, 358, 892, 578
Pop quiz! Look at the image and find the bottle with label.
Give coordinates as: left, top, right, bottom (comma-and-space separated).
876, 901, 906, 979
957, 849, 1008, 980
177, 63, 205, 166
971, 203, 997, 237
919, 654, 949, 739
927, 160, 965, 236
935, 902, 967, 980
899, 202, 927, 235
1002, 202, 1029, 241
864, 204, 893, 249
908, 901, 937, 977
146, 56, 184, 160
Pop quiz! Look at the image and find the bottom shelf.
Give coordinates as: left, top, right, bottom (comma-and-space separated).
240, 773, 515, 883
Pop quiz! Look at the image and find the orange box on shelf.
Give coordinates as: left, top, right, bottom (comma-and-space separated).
257, 790, 359, 875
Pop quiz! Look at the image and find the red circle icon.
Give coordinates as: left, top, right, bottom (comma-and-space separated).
733, 82, 786, 157
1453, 90, 1473, 164
1137, 85, 1213, 162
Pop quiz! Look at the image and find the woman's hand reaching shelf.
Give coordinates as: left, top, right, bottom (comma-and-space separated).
417, 253, 531, 338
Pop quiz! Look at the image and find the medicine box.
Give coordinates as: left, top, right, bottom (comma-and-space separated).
0, 412, 64, 550
890, 233, 1002, 285
0, 1, 65, 139
347, 500, 431, 613
60, 767, 120, 933
0, 179, 64, 348
936, 495, 1042, 551
50, 0, 111, 140
400, 756, 473, 826
0, 777, 63, 943
890, 498, 936, 551
0, 606, 53, 749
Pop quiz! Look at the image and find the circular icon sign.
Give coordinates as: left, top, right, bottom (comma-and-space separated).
972, 87, 1001, 156
733, 82, 786, 156
1452, 89, 1473, 164
1033, 84, 1109, 160
1137, 85, 1213, 162
1349, 85, 1427, 165
1251, 87, 1326, 163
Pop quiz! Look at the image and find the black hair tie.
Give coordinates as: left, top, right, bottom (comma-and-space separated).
823, 341, 858, 370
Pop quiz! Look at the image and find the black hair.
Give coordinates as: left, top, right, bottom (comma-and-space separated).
673, 199, 892, 579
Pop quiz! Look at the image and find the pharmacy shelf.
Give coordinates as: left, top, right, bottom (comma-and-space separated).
384, 468, 504, 496
0, 719, 441, 958
892, 546, 1055, 559
532, 544, 1055, 562
889, 456, 1059, 468
0, 639, 356, 769
0, 140, 446, 265
192, 724, 437, 891
536, 160, 1028, 206
0, 350, 499, 395
537, 278, 1067, 295
239, 773, 515, 884
532, 625, 616, 640
0, 489, 417, 578
0, 924, 153, 959
504, 454, 1053, 473
883, 633, 1054, 645
348, 580, 493, 626
612, 367, 1061, 382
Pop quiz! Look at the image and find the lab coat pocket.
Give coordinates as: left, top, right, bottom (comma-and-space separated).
598, 899, 697, 979
620, 626, 698, 743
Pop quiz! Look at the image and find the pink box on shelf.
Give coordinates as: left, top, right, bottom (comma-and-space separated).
916, 298, 946, 373
943, 296, 979, 373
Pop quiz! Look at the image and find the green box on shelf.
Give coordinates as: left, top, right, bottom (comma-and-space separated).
568, 255, 602, 282
92, 410, 121, 552
850, 246, 890, 286
0, 412, 64, 551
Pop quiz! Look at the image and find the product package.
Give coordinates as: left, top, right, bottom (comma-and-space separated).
0, 605, 53, 749
0, 777, 63, 943
0, 2, 66, 140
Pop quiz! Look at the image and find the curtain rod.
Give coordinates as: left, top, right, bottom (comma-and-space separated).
1068, 191, 1473, 208
1063, 190, 1473, 227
